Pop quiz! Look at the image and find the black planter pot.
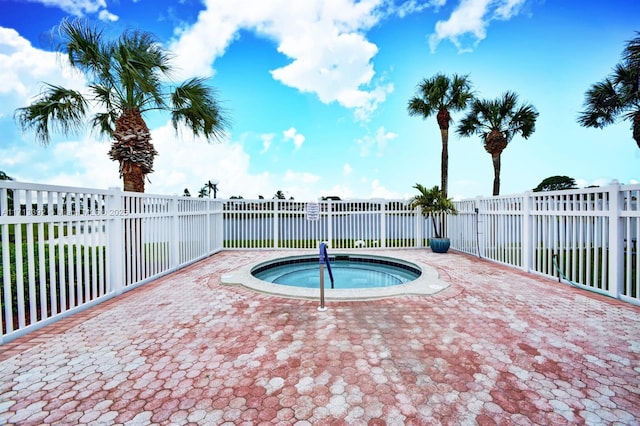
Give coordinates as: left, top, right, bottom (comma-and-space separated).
429, 238, 451, 253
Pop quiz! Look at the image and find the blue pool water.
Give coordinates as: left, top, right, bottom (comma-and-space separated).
251, 256, 421, 289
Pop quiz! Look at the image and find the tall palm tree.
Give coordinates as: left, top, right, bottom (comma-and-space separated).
457, 92, 538, 196
578, 32, 640, 149
407, 74, 474, 196
205, 180, 218, 198
15, 18, 228, 192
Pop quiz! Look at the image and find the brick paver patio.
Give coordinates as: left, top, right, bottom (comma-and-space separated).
1, 249, 639, 425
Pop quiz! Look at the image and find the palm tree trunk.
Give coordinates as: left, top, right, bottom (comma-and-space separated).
123, 164, 146, 193
633, 111, 640, 149
109, 108, 156, 194
431, 215, 440, 239
437, 108, 450, 197
492, 153, 501, 196
440, 129, 449, 197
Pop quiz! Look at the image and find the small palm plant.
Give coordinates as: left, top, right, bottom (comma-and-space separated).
409, 184, 457, 252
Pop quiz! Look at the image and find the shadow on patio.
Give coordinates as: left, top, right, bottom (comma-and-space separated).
1, 249, 639, 425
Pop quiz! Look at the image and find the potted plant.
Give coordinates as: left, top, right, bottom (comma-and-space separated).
409, 183, 458, 253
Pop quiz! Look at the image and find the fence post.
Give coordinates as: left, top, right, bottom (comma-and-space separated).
212, 199, 223, 252
324, 200, 332, 247
608, 180, 622, 298
380, 201, 386, 248
169, 196, 179, 270
273, 199, 280, 249
206, 198, 211, 254
475, 196, 484, 257
522, 191, 532, 272
414, 205, 422, 248
107, 187, 125, 295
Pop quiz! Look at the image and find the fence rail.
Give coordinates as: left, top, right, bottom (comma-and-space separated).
1, 180, 638, 344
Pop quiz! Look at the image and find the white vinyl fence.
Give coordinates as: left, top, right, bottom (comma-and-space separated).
1, 180, 638, 343
449, 181, 639, 306
0, 182, 223, 343
222, 199, 436, 249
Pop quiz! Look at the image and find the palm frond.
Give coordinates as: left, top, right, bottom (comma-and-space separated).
457, 94, 537, 142
407, 73, 473, 119
110, 32, 167, 110
14, 84, 88, 145
407, 97, 433, 117
90, 112, 117, 138
59, 18, 110, 79
170, 78, 229, 141
622, 31, 640, 68
577, 78, 621, 128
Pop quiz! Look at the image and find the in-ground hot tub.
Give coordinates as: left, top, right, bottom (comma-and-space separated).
252, 254, 421, 289
220, 252, 449, 301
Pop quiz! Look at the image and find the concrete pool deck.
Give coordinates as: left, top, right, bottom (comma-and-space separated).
1, 249, 639, 425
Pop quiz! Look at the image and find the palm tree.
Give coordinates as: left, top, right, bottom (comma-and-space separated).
407, 74, 474, 196
0, 171, 14, 181
409, 184, 457, 239
15, 18, 228, 192
457, 92, 538, 196
578, 32, 640, 149
0, 171, 15, 212
205, 180, 218, 198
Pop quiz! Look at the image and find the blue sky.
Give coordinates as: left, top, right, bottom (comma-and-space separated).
0, 0, 638, 200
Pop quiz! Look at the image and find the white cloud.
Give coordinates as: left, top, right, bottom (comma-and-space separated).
147, 122, 273, 198
343, 163, 352, 175
356, 126, 398, 157
98, 9, 119, 22
48, 137, 120, 188
279, 170, 322, 200
369, 179, 400, 199
321, 184, 354, 200
260, 133, 275, 154
395, 0, 446, 18
283, 127, 305, 150
169, 0, 397, 120
429, 0, 527, 52
0, 148, 31, 168
574, 177, 614, 189
0, 28, 86, 113
283, 170, 320, 184
24, 0, 116, 19
495, 0, 526, 19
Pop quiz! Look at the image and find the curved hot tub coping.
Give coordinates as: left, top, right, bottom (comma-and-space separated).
220, 250, 450, 301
